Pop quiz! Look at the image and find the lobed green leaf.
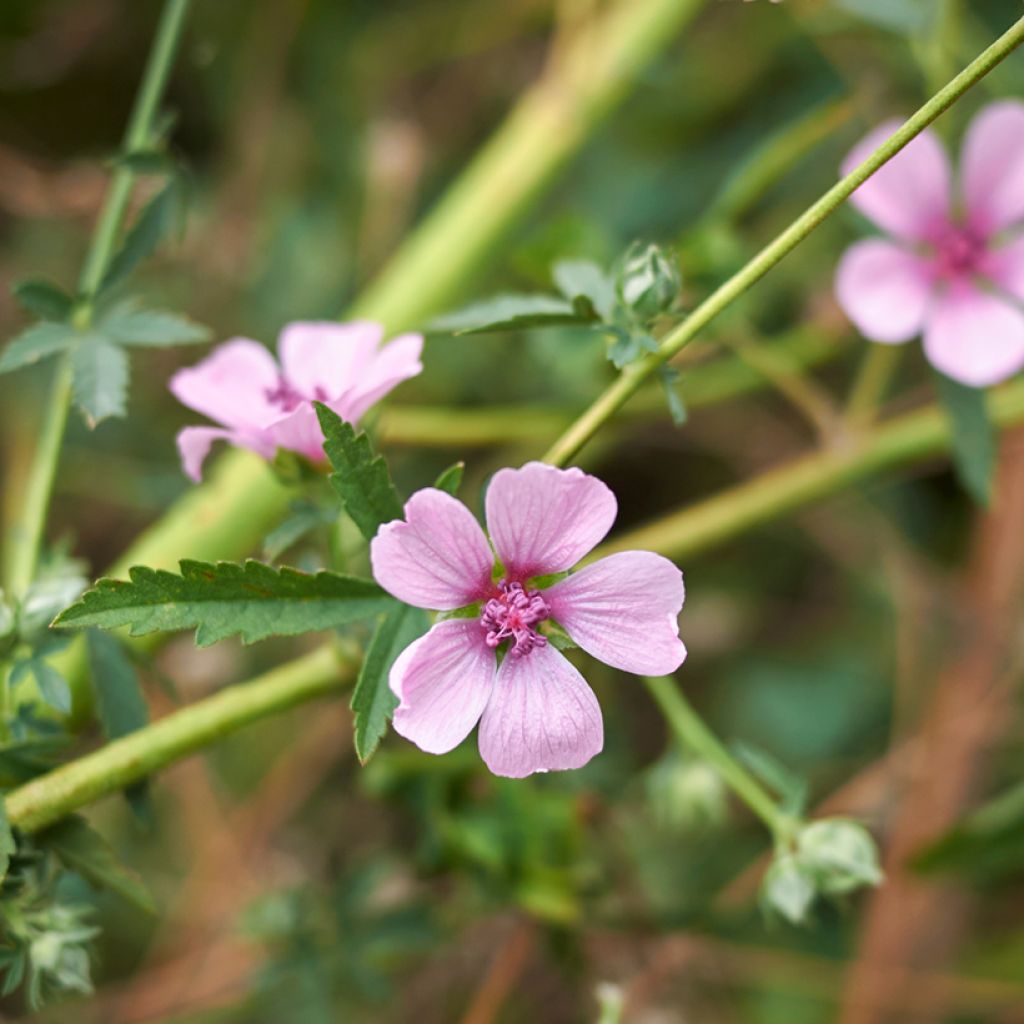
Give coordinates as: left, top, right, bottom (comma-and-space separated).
0, 322, 77, 375
54, 559, 396, 646
11, 280, 74, 322
71, 337, 129, 427
99, 302, 211, 347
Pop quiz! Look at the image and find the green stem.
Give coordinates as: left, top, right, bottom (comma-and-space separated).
643, 676, 792, 838
593, 374, 1024, 564
3, 0, 192, 598
6, 646, 350, 834
844, 343, 903, 430
541, 14, 1024, 468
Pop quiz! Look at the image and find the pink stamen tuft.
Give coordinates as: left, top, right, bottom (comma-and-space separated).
932, 226, 986, 280
480, 580, 550, 657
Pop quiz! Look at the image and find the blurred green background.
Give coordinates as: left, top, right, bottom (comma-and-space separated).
2, 0, 1024, 1021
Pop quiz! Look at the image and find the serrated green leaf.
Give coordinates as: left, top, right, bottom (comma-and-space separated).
54, 559, 395, 646
932, 369, 995, 507
39, 815, 157, 914
99, 302, 210, 347
0, 322, 77, 374
553, 260, 615, 319
100, 178, 183, 294
11, 280, 74, 322
433, 461, 464, 496
429, 293, 589, 335
0, 804, 15, 884
315, 403, 403, 541
85, 630, 148, 740
71, 337, 129, 427
352, 604, 430, 763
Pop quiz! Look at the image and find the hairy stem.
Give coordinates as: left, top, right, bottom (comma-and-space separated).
6, 646, 350, 834
643, 676, 792, 838
4, 0, 192, 597
541, 14, 1024, 468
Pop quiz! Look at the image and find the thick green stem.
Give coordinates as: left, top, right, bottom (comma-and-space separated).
594, 375, 1024, 564
3, 0, 192, 598
6, 646, 350, 834
541, 14, 1024, 468
643, 676, 791, 837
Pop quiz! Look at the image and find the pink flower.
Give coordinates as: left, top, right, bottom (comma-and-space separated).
835, 101, 1024, 387
370, 463, 686, 778
170, 321, 423, 480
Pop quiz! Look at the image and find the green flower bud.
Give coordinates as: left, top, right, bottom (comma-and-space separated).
797, 818, 883, 895
616, 242, 681, 320
761, 851, 816, 925
647, 753, 727, 831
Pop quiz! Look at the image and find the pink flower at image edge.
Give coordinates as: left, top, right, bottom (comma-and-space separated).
370, 462, 687, 779
835, 100, 1024, 387
170, 321, 423, 480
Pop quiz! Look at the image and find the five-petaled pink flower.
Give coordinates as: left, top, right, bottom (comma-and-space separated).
170, 321, 423, 480
836, 101, 1024, 387
370, 463, 686, 778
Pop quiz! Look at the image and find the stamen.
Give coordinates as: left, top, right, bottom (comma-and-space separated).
264, 376, 306, 412
480, 580, 550, 657
933, 227, 986, 280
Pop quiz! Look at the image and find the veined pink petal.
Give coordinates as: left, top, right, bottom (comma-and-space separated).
370, 489, 495, 610
923, 282, 1024, 387
169, 339, 281, 430
545, 551, 686, 676
176, 426, 236, 482
485, 463, 616, 580
389, 620, 495, 755
478, 643, 603, 778
335, 332, 424, 425
985, 233, 1024, 304
277, 321, 384, 401
961, 101, 1024, 235
841, 121, 951, 242
835, 239, 934, 343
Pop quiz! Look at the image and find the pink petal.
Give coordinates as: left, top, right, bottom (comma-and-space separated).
334, 332, 424, 425
477, 643, 603, 778
176, 426, 235, 482
835, 239, 934, 343
841, 120, 951, 242
277, 321, 383, 400
485, 463, 616, 580
985, 233, 1024, 304
264, 402, 325, 462
370, 489, 495, 610
169, 339, 281, 430
923, 282, 1024, 387
390, 620, 495, 755
961, 101, 1024, 234
544, 551, 686, 675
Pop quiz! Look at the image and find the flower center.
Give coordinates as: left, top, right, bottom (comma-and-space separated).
480, 580, 549, 657
933, 226, 986, 280
264, 376, 329, 413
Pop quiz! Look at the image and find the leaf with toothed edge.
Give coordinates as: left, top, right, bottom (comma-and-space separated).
71, 337, 129, 426
54, 559, 396, 646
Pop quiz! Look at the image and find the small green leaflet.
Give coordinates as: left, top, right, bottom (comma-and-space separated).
0, 322, 77, 374
351, 604, 430, 764
85, 630, 148, 740
262, 500, 335, 561
0, 805, 15, 885
54, 559, 395, 646
932, 369, 995, 506
71, 336, 129, 426
429, 293, 596, 335
101, 177, 185, 294
658, 364, 688, 426
98, 301, 210, 347
433, 461, 465, 496
38, 815, 157, 914
11, 279, 74, 322
552, 259, 616, 320
316, 403, 404, 541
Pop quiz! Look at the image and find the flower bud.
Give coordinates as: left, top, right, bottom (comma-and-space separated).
796, 818, 883, 895
616, 242, 681, 320
647, 753, 727, 831
761, 851, 816, 925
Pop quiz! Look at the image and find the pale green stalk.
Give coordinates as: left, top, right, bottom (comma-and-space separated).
4, 0, 193, 597
541, 15, 1024, 467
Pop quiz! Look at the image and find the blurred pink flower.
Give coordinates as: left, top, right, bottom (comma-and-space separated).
170, 321, 423, 480
835, 101, 1024, 387
370, 463, 686, 778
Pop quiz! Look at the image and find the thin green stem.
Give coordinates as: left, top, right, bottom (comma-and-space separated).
6, 646, 351, 834
4, 0, 192, 598
643, 676, 792, 838
844, 343, 904, 430
541, 14, 1024, 468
